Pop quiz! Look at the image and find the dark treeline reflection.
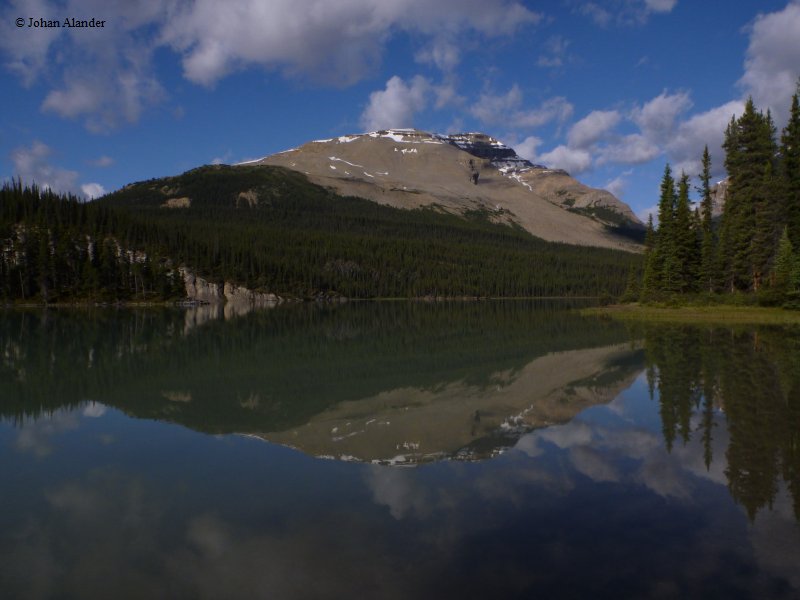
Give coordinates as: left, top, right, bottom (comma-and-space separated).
641, 323, 800, 521
0, 301, 631, 434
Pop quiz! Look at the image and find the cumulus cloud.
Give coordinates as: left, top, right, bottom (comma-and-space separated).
665, 100, 744, 176
0, 0, 538, 129
739, 1, 800, 123
0, 0, 166, 131
415, 37, 461, 72
10, 141, 104, 199
163, 0, 539, 86
605, 173, 629, 199
11, 141, 80, 194
471, 85, 573, 129
514, 136, 544, 161
537, 145, 593, 174
360, 75, 431, 131
80, 183, 106, 199
599, 133, 661, 165
573, 0, 678, 26
567, 110, 621, 148
631, 91, 692, 140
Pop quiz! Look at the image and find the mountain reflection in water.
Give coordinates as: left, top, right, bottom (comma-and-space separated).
1, 303, 800, 599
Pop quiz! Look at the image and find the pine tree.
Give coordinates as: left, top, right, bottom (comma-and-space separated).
697, 146, 717, 293
751, 161, 782, 290
781, 87, 800, 248
773, 227, 795, 296
672, 172, 698, 292
640, 214, 658, 301
654, 164, 677, 293
719, 99, 777, 292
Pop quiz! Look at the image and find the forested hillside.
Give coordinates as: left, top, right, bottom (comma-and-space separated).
1, 165, 639, 303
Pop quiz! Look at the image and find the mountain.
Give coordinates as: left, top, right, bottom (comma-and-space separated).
246, 129, 644, 251
3, 154, 642, 304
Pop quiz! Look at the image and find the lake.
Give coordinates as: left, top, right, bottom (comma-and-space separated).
1, 301, 799, 599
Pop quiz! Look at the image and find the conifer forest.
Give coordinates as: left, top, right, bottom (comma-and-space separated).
0, 166, 638, 303
633, 87, 800, 307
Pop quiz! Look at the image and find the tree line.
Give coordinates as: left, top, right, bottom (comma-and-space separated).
1, 164, 640, 303
631, 87, 800, 306
0, 180, 184, 303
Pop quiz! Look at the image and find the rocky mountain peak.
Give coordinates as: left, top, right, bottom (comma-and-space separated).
244, 128, 644, 251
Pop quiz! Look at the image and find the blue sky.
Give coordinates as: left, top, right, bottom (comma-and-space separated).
1, 0, 799, 221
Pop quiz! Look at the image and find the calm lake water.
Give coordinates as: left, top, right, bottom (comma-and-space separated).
1, 301, 799, 599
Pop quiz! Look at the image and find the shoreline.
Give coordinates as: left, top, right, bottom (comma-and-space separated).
1, 295, 607, 309
582, 303, 800, 325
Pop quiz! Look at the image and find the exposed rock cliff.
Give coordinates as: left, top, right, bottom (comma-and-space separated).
181, 268, 285, 306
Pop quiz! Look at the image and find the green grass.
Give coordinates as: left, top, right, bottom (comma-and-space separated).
582, 303, 800, 325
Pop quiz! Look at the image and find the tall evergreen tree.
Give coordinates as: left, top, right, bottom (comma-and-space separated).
719, 99, 778, 291
640, 214, 658, 300
751, 161, 782, 289
697, 146, 717, 292
653, 164, 677, 292
773, 227, 796, 296
672, 172, 698, 292
782, 87, 800, 249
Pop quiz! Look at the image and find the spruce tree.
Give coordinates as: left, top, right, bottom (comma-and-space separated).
640, 214, 658, 301
773, 227, 795, 296
781, 87, 800, 248
719, 99, 777, 291
654, 164, 677, 293
672, 172, 698, 292
751, 161, 782, 290
697, 146, 716, 292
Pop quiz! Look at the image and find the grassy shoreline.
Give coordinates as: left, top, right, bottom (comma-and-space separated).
582, 303, 800, 325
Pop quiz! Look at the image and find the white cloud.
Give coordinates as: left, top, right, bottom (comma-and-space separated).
515, 136, 543, 162
517, 96, 574, 128
0, 0, 538, 129
604, 174, 629, 199
631, 91, 692, 141
739, 1, 800, 124
576, 2, 612, 26
637, 204, 658, 224
537, 145, 593, 174
89, 155, 114, 168
10, 141, 103, 199
567, 110, 621, 148
415, 37, 461, 72
360, 75, 431, 131
666, 100, 744, 177
471, 85, 573, 129
80, 183, 106, 199
11, 141, 80, 194
471, 85, 524, 124
163, 0, 540, 86
644, 0, 677, 13
574, 0, 678, 26
0, 0, 166, 131
599, 133, 661, 165
0, 0, 63, 85
537, 35, 571, 69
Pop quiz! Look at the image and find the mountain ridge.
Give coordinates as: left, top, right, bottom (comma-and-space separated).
243, 129, 644, 251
